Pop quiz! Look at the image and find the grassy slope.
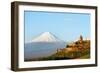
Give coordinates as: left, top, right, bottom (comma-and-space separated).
79, 53, 90, 59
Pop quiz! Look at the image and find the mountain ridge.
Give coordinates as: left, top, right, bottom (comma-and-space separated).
28, 32, 64, 43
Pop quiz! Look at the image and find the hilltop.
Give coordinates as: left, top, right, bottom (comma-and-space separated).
52, 39, 90, 59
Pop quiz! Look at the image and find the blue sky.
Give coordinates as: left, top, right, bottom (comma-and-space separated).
24, 11, 90, 42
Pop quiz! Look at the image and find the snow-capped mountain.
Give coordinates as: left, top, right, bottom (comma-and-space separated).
24, 32, 66, 61
31, 32, 63, 42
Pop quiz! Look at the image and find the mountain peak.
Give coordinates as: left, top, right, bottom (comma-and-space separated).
43, 32, 51, 34
40, 32, 52, 37
31, 32, 63, 42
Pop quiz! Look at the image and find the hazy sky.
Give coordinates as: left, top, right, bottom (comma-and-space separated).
24, 11, 90, 42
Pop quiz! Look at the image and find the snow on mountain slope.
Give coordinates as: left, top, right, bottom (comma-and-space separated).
31, 32, 63, 42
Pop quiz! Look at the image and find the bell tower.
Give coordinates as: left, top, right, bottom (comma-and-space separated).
80, 35, 83, 43
79, 35, 83, 50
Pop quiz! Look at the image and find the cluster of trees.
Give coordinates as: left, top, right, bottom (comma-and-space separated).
52, 40, 90, 59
